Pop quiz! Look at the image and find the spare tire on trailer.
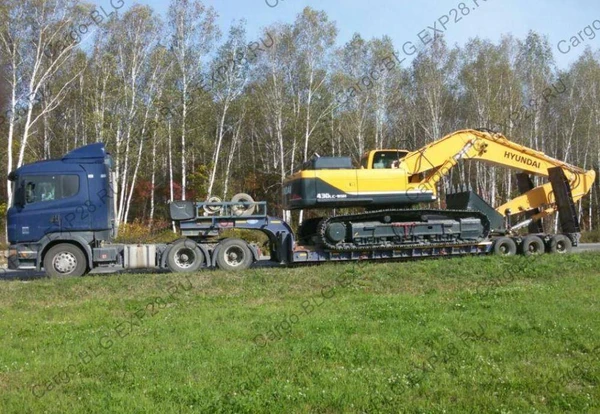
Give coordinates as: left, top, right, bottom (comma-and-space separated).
203, 196, 223, 215
520, 235, 545, 256
492, 237, 517, 256
215, 238, 253, 271
231, 193, 256, 217
167, 239, 205, 272
549, 234, 572, 254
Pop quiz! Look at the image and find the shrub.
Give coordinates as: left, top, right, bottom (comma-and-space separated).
115, 219, 179, 244
0, 202, 6, 228
581, 229, 600, 243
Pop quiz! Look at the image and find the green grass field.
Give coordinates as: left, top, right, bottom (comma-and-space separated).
1, 253, 599, 413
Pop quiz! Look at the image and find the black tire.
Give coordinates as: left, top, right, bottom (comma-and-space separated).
520, 235, 545, 256
44, 243, 87, 277
167, 240, 204, 273
492, 237, 517, 256
549, 234, 572, 254
297, 217, 323, 245
215, 238, 253, 271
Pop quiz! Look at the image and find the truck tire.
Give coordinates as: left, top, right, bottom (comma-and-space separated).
520, 235, 545, 256
215, 238, 253, 271
492, 237, 517, 256
549, 234, 572, 254
167, 240, 204, 273
44, 243, 87, 277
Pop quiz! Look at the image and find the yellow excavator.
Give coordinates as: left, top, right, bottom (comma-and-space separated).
283, 129, 596, 255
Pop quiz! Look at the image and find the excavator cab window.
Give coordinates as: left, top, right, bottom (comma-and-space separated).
371, 150, 408, 169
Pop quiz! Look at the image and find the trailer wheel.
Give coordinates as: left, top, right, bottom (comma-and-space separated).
520, 235, 545, 256
44, 243, 87, 277
167, 240, 204, 273
492, 237, 517, 256
216, 239, 253, 271
549, 234, 572, 254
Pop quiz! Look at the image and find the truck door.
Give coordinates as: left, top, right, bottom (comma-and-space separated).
12, 173, 87, 243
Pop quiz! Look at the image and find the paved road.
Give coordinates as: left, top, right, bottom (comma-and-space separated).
575, 243, 600, 252
1, 243, 599, 281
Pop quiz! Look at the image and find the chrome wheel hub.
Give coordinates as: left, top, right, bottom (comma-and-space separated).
53, 252, 77, 274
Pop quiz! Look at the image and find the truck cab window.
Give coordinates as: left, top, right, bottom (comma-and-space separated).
21, 175, 79, 205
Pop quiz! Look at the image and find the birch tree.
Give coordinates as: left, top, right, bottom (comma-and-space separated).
206, 22, 250, 197
168, 0, 218, 200
293, 7, 337, 162
99, 5, 162, 224
0, 0, 87, 200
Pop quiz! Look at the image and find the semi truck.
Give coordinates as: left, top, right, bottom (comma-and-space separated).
5, 129, 596, 277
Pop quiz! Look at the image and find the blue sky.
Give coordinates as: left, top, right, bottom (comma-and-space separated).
94, 0, 600, 69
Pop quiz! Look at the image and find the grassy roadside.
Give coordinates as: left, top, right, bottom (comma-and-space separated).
0, 253, 599, 413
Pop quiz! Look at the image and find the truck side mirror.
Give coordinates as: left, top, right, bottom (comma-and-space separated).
14, 184, 25, 207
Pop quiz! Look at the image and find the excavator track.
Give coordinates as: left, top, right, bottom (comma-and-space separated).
315, 209, 491, 252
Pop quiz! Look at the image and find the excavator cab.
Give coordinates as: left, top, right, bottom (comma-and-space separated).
360, 150, 409, 169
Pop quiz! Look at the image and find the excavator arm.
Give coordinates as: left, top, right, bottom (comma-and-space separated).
398, 129, 596, 228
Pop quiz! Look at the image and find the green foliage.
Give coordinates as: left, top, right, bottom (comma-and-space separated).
1, 253, 600, 412
0, 202, 7, 249
581, 230, 600, 243
115, 220, 179, 244
188, 165, 211, 199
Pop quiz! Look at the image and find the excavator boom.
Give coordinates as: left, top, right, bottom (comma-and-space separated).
397, 129, 596, 225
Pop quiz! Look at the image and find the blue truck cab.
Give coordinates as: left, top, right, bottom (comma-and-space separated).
7, 144, 117, 274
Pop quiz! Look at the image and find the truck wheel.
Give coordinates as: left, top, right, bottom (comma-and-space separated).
520, 235, 545, 256
549, 234, 572, 254
216, 239, 253, 271
167, 240, 204, 273
492, 237, 517, 256
44, 244, 87, 277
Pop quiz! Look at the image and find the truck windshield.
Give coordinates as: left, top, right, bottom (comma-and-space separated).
20, 175, 80, 205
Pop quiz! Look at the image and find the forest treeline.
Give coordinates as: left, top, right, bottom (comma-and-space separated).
1, 0, 599, 232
